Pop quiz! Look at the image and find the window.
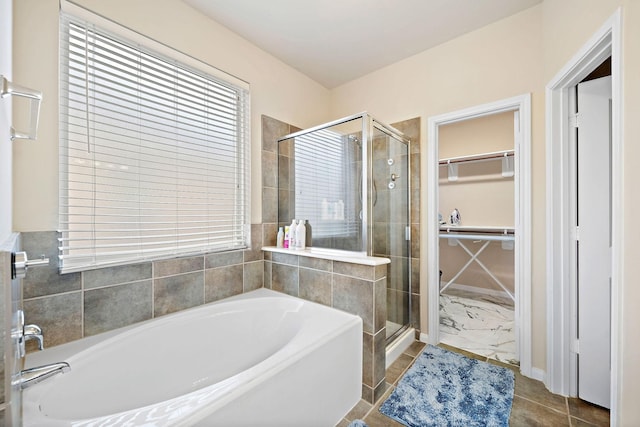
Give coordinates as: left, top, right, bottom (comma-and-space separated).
59, 13, 250, 273
293, 129, 360, 240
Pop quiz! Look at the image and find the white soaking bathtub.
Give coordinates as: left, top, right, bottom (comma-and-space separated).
23, 288, 363, 426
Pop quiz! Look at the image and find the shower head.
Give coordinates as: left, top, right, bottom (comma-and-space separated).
348, 135, 361, 146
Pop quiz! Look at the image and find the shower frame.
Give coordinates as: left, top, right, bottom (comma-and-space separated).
276, 112, 412, 344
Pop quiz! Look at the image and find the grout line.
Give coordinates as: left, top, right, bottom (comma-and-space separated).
512, 394, 570, 416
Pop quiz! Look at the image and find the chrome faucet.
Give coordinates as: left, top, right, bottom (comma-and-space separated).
18, 362, 71, 390
23, 323, 44, 350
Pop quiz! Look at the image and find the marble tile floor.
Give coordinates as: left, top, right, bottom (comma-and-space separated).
439, 288, 518, 365
338, 341, 610, 427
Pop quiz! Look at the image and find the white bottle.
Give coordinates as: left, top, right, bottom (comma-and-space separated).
288, 219, 297, 249
336, 200, 345, 220
276, 227, 284, 248
321, 198, 329, 220
295, 220, 306, 250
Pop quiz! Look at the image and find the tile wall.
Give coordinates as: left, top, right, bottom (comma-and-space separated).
264, 250, 388, 404
263, 115, 421, 334
261, 114, 421, 403
20, 227, 265, 349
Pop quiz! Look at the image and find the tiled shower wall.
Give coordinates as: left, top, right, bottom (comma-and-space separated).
262, 114, 422, 334
261, 114, 421, 404
264, 250, 387, 404
20, 227, 265, 349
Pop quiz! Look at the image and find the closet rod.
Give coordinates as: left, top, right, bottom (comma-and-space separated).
439, 149, 514, 165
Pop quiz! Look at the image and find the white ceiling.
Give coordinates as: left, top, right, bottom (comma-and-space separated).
183, 0, 541, 89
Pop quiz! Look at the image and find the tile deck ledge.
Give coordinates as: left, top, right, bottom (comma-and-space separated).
262, 246, 390, 266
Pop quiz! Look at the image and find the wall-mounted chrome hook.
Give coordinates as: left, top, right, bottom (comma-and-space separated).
1, 75, 43, 141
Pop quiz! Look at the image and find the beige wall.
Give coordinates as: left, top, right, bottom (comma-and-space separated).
541, 0, 640, 424
12, 0, 332, 230
330, 5, 546, 369
439, 111, 515, 227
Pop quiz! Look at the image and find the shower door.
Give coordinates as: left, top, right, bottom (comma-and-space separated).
370, 124, 411, 343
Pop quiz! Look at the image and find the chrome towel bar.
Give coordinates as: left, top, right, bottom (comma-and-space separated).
1, 75, 42, 140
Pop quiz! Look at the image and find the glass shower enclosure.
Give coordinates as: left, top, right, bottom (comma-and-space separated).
277, 112, 411, 345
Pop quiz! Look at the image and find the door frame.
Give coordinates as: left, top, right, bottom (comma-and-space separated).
426, 93, 533, 378
545, 7, 622, 421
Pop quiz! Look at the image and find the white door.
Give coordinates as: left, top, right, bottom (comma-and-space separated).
576, 75, 611, 408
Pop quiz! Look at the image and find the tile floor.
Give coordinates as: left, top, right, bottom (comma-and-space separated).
338, 341, 610, 427
439, 289, 518, 365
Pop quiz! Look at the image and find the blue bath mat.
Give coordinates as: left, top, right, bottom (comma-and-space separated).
379, 345, 514, 427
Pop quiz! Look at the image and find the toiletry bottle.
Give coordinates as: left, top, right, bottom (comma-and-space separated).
450, 208, 461, 225
336, 200, 344, 220
283, 226, 290, 249
296, 220, 306, 250
289, 219, 297, 249
276, 227, 284, 248
304, 220, 312, 247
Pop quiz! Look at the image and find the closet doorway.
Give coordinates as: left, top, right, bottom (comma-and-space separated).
427, 94, 532, 377
438, 112, 517, 364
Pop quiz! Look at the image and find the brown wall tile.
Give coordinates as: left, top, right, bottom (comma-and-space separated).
333, 261, 375, 281
205, 251, 243, 269
272, 263, 298, 296
205, 264, 243, 302
84, 280, 152, 336
154, 271, 204, 316
84, 263, 152, 289
262, 115, 290, 153
298, 267, 331, 306
243, 261, 263, 292
299, 256, 332, 271
244, 224, 264, 262
362, 332, 373, 387
154, 256, 203, 278
333, 274, 374, 334
272, 252, 298, 266
374, 277, 387, 334
23, 292, 82, 348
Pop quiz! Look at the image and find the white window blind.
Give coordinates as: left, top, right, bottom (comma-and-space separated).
59, 13, 250, 273
293, 129, 360, 239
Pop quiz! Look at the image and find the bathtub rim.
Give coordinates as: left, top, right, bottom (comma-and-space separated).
25, 288, 356, 368
24, 288, 363, 426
